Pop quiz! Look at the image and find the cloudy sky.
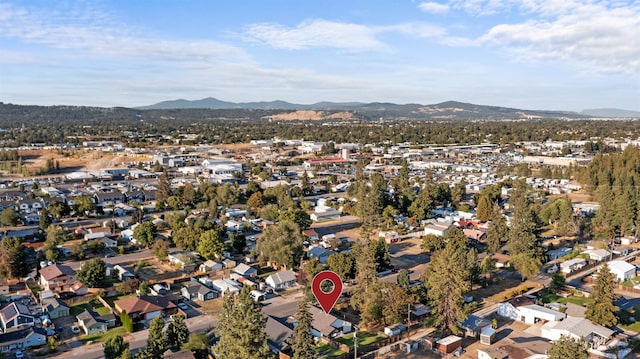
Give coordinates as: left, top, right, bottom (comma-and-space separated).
0, 0, 638, 111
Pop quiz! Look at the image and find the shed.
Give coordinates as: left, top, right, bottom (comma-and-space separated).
383, 323, 407, 337
480, 326, 495, 345
436, 335, 462, 354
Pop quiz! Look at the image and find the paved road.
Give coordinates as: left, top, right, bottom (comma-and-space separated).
51, 315, 215, 359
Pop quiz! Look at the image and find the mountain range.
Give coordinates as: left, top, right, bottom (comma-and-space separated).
138, 97, 639, 119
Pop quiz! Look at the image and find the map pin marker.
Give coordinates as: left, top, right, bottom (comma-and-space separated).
311, 270, 343, 314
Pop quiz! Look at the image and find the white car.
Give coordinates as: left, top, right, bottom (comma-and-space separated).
15, 350, 24, 358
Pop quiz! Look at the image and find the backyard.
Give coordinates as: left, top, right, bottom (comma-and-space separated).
70, 299, 112, 317
541, 293, 591, 307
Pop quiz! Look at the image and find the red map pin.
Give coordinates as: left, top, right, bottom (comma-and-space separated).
311, 270, 343, 314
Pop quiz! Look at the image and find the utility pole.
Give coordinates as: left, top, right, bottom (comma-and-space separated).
353, 326, 357, 359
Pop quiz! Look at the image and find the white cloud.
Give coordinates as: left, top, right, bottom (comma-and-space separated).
479, 1, 640, 73
0, 2, 249, 61
243, 19, 387, 51
418, 2, 450, 13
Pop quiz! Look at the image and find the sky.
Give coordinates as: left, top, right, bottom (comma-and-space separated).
0, 0, 639, 111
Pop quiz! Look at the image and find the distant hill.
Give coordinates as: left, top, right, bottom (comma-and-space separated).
137, 97, 589, 120
580, 108, 640, 118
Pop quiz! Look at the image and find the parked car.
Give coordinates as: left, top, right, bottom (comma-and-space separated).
178, 303, 189, 310
71, 325, 81, 334
15, 351, 24, 359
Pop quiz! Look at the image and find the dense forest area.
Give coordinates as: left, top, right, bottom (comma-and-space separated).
0, 103, 638, 146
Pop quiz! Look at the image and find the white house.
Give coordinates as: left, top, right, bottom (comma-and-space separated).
199, 260, 223, 273
497, 296, 565, 324
541, 316, 613, 349
211, 279, 241, 296
265, 270, 298, 290
424, 222, 452, 237
607, 261, 636, 282
582, 249, 611, 262
560, 258, 587, 274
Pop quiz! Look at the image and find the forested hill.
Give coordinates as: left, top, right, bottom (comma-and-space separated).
0, 100, 590, 122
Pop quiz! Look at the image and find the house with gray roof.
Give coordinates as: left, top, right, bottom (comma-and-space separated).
181, 281, 218, 301
41, 298, 70, 319
265, 270, 298, 290
0, 326, 47, 354
0, 302, 35, 332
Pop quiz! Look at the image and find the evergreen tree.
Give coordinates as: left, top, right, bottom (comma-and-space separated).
0, 237, 31, 280
156, 171, 172, 210
547, 335, 588, 359
140, 316, 166, 359
486, 203, 508, 254
327, 252, 355, 281
165, 314, 190, 349
0, 208, 19, 226
508, 182, 542, 279
290, 301, 315, 359
586, 263, 618, 326
120, 310, 133, 333
475, 195, 492, 222
104, 335, 129, 359
214, 286, 272, 359
423, 229, 469, 336
39, 207, 52, 230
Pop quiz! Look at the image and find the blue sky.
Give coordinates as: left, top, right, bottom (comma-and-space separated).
0, 0, 638, 111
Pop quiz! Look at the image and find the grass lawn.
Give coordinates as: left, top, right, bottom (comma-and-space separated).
620, 322, 640, 332
541, 294, 591, 307
257, 267, 276, 279
80, 326, 127, 343
622, 276, 640, 287
335, 331, 385, 347
70, 300, 113, 317
316, 343, 345, 358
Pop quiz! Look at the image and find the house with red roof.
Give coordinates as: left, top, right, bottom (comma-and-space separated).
114, 295, 177, 323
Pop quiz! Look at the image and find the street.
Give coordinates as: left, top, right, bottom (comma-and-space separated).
51, 315, 216, 359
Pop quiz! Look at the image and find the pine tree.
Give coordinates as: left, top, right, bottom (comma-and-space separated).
156, 171, 171, 210
486, 203, 508, 254
104, 335, 129, 359
290, 301, 316, 359
423, 229, 470, 336
586, 263, 618, 326
214, 286, 272, 359
475, 195, 492, 222
165, 314, 190, 349
508, 182, 542, 279
39, 207, 52, 230
142, 316, 166, 359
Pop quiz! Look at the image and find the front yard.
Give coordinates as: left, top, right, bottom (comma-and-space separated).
335, 331, 386, 347
541, 293, 592, 307
80, 326, 128, 343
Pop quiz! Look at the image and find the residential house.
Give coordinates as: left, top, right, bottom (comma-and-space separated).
0, 302, 35, 332
462, 228, 486, 243
582, 249, 611, 262
491, 253, 510, 268
99, 236, 118, 248
560, 258, 587, 274
114, 295, 177, 322
307, 247, 333, 264
424, 222, 452, 237
460, 314, 491, 338
76, 310, 108, 335
181, 281, 218, 301
541, 316, 614, 349
113, 265, 135, 281
199, 260, 222, 273
41, 298, 70, 319
0, 326, 47, 354
94, 191, 126, 207
168, 252, 198, 272
211, 279, 241, 296
162, 349, 197, 359
302, 229, 320, 242
39, 263, 77, 293
607, 261, 636, 282
17, 198, 43, 214
233, 263, 258, 279
547, 247, 573, 261
497, 296, 565, 324
265, 270, 298, 290
477, 339, 551, 359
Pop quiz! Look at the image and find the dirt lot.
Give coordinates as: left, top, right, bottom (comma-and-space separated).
14, 149, 149, 174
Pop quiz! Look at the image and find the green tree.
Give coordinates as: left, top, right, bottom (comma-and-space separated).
586, 263, 618, 326
104, 335, 129, 359
39, 207, 52, 230
508, 182, 542, 279
486, 204, 508, 254
423, 229, 470, 336
290, 301, 315, 359
0, 237, 31, 280
77, 258, 106, 288
475, 195, 492, 222
48, 201, 70, 220
547, 335, 589, 359
118, 348, 133, 359
172, 227, 199, 251
372, 238, 391, 271
140, 316, 166, 359
279, 208, 312, 230
198, 229, 226, 260
151, 240, 169, 261
182, 332, 210, 353
74, 194, 96, 216
165, 314, 190, 349
120, 310, 134, 333
156, 171, 172, 210
421, 233, 445, 252
397, 269, 411, 288
408, 184, 433, 221
214, 286, 272, 359
181, 182, 196, 205
0, 208, 19, 226
256, 221, 303, 269
133, 221, 157, 248
229, 232, 246, 253
549, 272, 566, 293
327, 252, 355, 281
